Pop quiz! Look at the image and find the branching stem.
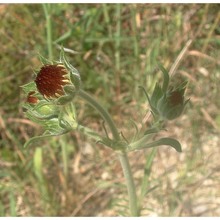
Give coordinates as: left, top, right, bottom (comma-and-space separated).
78, 89, 138, 216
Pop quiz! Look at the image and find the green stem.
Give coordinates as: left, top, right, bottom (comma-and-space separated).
118, 151, 138, 216
77, 124, 103, 142
43, 4, 53, 61
77, 89, 138, 216
78, 89, 120, 140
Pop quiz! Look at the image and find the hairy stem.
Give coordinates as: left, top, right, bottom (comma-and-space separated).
78, 89, 120, 140
77, 89, 138, 216
118, 151, 138, 216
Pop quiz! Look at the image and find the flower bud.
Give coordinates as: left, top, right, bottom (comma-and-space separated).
157, 85, 188, 120
27, 91, 39, 104
34, 102, 58, 118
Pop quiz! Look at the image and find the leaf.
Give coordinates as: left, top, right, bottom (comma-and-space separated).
129, 137, 182, 152
23, 130, 69, 148
138, 86, 151, 106
144, 127, 161, 135
54, 30, 72, 44
20, 81, 37, 94
150, 83, 163, 111
38, 53, 52, 65
157, 62, 170, 93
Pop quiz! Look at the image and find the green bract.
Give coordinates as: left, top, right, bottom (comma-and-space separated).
58, 48, 81, 105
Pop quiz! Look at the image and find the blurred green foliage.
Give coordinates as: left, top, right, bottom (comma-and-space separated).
0, 4, 219, 216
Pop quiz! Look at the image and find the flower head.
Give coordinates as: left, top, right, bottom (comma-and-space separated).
167, 90, 184, 107
26, 91, 39, 104
21, 50, 80, 148
35, 64, 70, 99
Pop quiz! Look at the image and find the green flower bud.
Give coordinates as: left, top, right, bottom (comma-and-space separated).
34, 102, 58, 118
157, 84, 189, 120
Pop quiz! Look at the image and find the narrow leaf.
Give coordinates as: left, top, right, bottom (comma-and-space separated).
150, 83, 163, 110
38, 53, 52, 65
20, 81, 37, 94
144, 127, 161, 135
130, 137, 182, 152
23, 130, 69, 148
157, 62, 170, 93
138, 86, 151, 106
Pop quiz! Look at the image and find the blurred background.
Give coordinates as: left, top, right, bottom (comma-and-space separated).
0, 3, 220, 216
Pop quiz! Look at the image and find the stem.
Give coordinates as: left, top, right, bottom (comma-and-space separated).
78, 89, 120, 141
118, 151, 138, 216
43, 4, 53, 61
77, 124, 103, 142
77, 89, 138, 216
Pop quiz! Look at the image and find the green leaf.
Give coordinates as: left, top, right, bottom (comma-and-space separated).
129, 137, 182, 152
20, 81, 37, 94
138, 86, 151, 106
157, 62, 170, 93
144, 127, 161, 135
23, 130, 69, 148
38, 53, 52, 65
150, 83, 163, 111
54, 30, 72, 44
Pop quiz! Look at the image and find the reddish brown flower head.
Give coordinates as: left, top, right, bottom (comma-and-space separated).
35, 64, 69, 99
168, 91, 184, 107
27, 91, 39, 104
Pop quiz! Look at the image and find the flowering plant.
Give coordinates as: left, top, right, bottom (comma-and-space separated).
22, 48, 188, 216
